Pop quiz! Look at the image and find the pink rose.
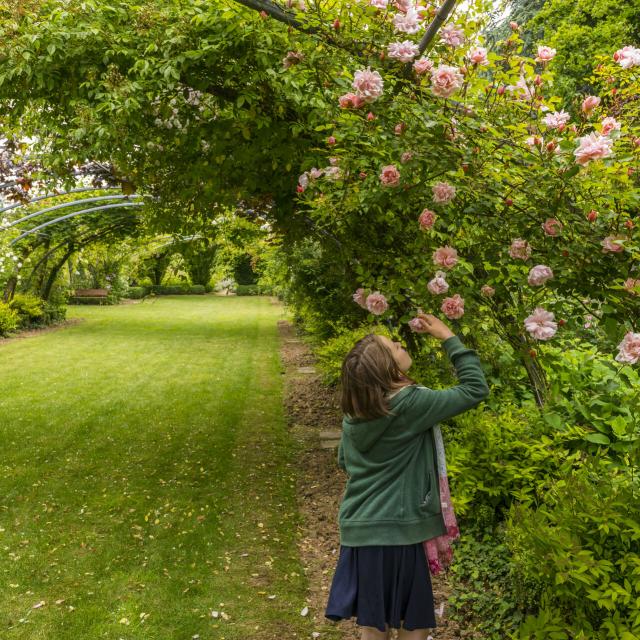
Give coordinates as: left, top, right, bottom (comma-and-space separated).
430, 65, 463, 98
623, 278, 640, 295
574, 133, 614, 165
535, 45, 556, 63
352, 68, 384, 103
352, 288, 367, 308
387, 41, 420, 62
509, 238, 532, 260
365, 292, 389, 315
440, 24, 465, 47
369, 0, 389, 8
418, 208, 436, 229
468, 47, 489, 66
581, 95, 600, 113
409, 311, 430, 333
413, 57, 434, 75
601, 235, 626, 253
601, 116, 621, 135
526, 135, 543, 147
584, 314, 594, 329
432, 246, 458, 270
309, 167, 324, 179
394, 122, 406, 135
481, 284, 495, 297
615, 332, 640, 364
393, 9, 422, 34
393, 0, 412, 11
528, 264, 554, 286
400, 151, 415, 163
338, 92, 365, 109
441, 294, 465, 319
614, 46, 640, 69
427, 271, 449, 295
542, 218, 562, 237
542, 111, 570, 130
379, 164, 401, 187
432, 181, 456, 203
298, 172, 310, 188
524, 307, 557, 340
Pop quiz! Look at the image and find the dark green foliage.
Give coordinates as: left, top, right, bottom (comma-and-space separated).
233, 254, 258, 285
189, 285, 206, 294
42, 301, 66, 325
146, 284, 206, 295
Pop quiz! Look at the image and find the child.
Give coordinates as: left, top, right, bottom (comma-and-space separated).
324, 313, 489, 640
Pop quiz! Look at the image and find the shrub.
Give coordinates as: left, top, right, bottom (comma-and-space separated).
148, 284, 191, 295
235, 284, 261, 296
9, 293, 45, 327
507, 458, 640, 639
42, 301, 66, 324
126, 286, 148, 299
189, 285, 206, 294
0, 302, 19, 336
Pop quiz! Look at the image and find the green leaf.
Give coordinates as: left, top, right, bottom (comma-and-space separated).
585, 433, 610, 445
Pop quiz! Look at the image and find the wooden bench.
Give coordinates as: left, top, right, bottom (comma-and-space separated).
74, 288, 109, 298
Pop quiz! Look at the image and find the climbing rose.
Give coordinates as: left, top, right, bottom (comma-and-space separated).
352, 288, 367, 308
574, 133, 614, 165
298, 172, 310, 188
366, 292, 389, 315
432, 181, 456, 203
441, 294, 465, 319
481, 284, 495, 297
615, 332, 640, 364
409, 315, 430, 333
468, 47, 489, 66
352, 68, 384, 103
542, 111, 570, 129
431, 65, 463, 98
393, 9, 422, 34
432, 246, 458, 269
401, 151, 415, 163
535, 45, 556, 62
581, 95, 600, 113
614, 45, 640, 69
528, 265, 554, 286
379, 164, 401, 186
418, 208, 436, 229
524, 307, 557, 340
440, 24, 465, 47
507, 76, 534, 101
509, 238, 532, 260
623, 278, 640, 294
414, 57, 434, 75
601, 235, 626, 253
369, 0, 389, 8
339, 92, 365, 109
601, 116, 621, 135
427, 271, 449, 295
388, 41, 420, 62
542, 218, 562, 236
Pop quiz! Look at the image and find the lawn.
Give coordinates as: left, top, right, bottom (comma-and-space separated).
0, 296, 316, 639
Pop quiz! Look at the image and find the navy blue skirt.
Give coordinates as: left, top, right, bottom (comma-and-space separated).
324, 543, 436, 632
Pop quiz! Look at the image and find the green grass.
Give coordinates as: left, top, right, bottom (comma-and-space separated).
0, 296, 317, 639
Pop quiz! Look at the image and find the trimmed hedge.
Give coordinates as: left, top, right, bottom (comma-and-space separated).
148, 284, 206, 295
235, 284, 262, 296
126, 286, 148, 299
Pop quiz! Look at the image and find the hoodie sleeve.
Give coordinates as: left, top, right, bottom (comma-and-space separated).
337, 436, 347, 472
405, 335, 489, 434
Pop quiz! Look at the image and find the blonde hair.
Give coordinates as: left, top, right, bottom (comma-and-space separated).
340, 334, 414, 420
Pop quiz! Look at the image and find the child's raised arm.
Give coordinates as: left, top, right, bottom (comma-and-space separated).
405, 332, 489, 434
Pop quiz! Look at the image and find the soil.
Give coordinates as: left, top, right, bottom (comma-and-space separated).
278, 319, 464, 639
0, 318, 84, 345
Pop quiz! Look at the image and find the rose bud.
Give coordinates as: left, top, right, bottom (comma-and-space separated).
558, 319, 567, 326
587, 209, 598, 222
333, 18, 340, 29
625, 219, 634, 229
504, 197, 513, 206
367, 112, 375, 121
562, 249, 569, 257
327, 136, 336, 145
296, 185, 304, 193
497, 85, 506, 95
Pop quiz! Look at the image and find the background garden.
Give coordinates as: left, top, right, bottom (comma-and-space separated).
1, 0, 639, 638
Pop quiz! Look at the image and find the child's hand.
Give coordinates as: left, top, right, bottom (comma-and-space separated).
416, 313, 455, 341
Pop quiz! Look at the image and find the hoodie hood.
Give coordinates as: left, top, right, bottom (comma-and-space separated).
343, 386, 415, 453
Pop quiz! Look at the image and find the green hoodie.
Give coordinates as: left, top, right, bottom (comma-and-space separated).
337, 335, 489, 546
